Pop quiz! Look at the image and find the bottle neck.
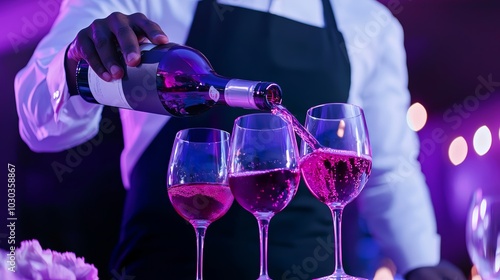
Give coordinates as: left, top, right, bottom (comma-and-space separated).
223, 79, 282, 110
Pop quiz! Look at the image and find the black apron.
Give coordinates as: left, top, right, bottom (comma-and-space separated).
110, 0, 350, 279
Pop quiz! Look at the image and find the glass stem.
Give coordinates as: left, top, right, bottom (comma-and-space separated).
256, 213, 273, 280
330, 206, 345, 275
194, 224, 208, 280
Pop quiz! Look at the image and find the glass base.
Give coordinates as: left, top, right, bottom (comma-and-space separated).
313, 273, 368, 280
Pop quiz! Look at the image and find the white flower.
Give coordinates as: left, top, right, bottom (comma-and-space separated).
0, 239, 98, 280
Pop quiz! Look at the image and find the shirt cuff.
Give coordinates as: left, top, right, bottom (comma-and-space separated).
47, 46, 100, 121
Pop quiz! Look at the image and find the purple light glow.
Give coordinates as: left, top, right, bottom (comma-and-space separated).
0, 1, 59, 55
2, 0, 499, 277
440, 93, 500, 223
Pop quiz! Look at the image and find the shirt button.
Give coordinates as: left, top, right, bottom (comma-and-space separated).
53, 90, 60, 99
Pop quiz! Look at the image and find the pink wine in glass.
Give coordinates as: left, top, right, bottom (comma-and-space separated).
300, 148, 372, 206
229, 168, 300, 214
168, 183, 233, 224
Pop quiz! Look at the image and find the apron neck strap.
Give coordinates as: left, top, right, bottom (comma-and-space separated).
322, 0, 340, 32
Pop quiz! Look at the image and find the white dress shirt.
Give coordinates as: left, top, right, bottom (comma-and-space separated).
14, 0, 440, 275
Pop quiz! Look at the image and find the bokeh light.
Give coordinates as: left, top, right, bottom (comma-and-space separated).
337, 120, 345, 138
473, 126, 492, 156
406, 102, 427, 131
449, 136, 468, 166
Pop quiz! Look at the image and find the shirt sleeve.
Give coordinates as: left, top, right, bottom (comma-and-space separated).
14, 0, 139, 152
351, 5, 441, 275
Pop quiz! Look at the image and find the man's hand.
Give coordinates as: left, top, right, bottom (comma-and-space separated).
405, 260, 467, 280
65, 12, 169, 93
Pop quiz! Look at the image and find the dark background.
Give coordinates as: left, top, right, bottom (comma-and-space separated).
1, 0, 499, 278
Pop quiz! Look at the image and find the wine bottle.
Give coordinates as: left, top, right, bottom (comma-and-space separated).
75, 43, 282, 117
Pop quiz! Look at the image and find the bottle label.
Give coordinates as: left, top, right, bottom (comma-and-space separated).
139, 43, 157, 51
88, 68, 132, 109
121, 57, 166, 115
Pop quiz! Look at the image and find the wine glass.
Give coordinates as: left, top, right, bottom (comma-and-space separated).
167, 128, 234, 280
228, 113, 301, 280
299, 103, 372, 280
466, 189, 500, 280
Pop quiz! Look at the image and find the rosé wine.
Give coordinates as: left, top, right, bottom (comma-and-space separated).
168, 183, 233, 224
229, 168, 300, 214
300, 148, 372, 206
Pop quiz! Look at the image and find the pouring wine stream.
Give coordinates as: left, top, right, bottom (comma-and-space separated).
271, 105, 323, 150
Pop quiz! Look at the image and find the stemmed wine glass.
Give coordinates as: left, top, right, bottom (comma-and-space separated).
299, 103, 372, 280
228, 113, 301, 280
466, 189, 500, 280
167, 128, 234, 280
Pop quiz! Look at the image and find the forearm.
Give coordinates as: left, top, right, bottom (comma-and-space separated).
15, 46, 103, 152
14, 0, 141, 152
